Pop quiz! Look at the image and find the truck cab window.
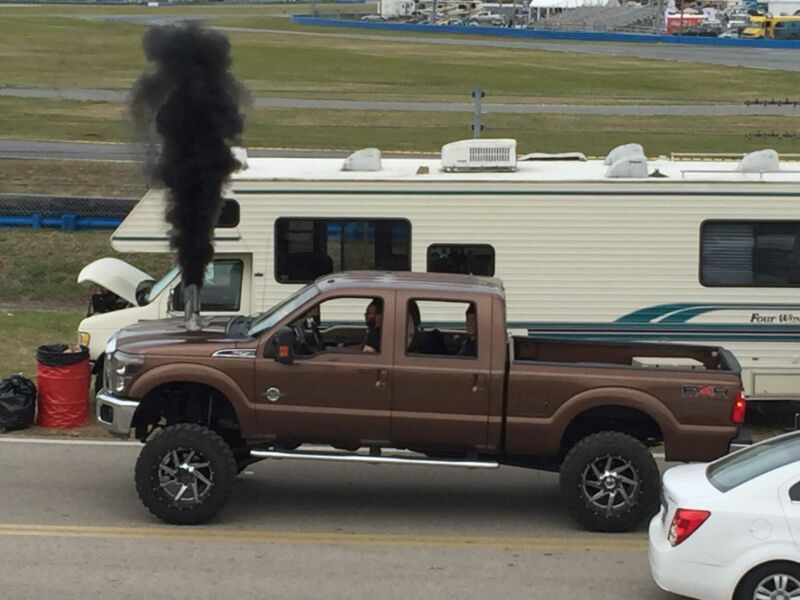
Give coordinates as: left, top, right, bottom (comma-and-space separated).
406, 300, 477, 358
289, 296, 384, 356
275, 218, 411, 283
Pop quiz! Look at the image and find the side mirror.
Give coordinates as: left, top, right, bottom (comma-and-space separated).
274, 326, 295, 366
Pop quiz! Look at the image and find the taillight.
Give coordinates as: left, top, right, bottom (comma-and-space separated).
668, 509, 711, 546
732, 389, 747, 424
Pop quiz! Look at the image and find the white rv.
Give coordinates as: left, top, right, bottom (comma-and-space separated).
79, 141, 800, 402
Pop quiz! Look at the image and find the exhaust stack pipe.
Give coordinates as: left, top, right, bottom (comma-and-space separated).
184, 283, 201, 331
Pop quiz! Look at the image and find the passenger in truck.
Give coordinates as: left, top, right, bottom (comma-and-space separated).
457, 305, 477, 357
362, 299, 382, 353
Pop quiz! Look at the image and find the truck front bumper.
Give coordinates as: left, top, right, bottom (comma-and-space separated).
96, 391, 139, 438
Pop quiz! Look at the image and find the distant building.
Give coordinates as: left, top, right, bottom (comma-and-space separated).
381, 0, 415, 18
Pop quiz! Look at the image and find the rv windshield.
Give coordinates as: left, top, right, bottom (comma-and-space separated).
146, 266, 180, 305
248, 285, 320, 337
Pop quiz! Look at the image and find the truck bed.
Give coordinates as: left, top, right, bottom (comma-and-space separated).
504, 337, 742, 462
512, 337, 740, 372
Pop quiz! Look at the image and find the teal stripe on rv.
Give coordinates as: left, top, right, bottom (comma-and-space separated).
618, 303, 800, 324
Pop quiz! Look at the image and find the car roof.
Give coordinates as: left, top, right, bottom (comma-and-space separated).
314, 271, 505, 298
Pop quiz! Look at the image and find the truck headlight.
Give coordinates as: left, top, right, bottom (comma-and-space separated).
108, 352, 143, 396
78, 331, 90, 347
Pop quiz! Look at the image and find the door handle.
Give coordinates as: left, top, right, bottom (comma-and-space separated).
472, 374, 485, 393
358, 369, 389, 388
376, 369, 389, 388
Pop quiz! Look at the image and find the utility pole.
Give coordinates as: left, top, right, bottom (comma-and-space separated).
472, 87, 484, 138
430, 0, 437, 24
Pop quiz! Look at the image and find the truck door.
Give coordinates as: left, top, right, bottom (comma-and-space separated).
389, 293, 492, 451
253, 294, 394, 445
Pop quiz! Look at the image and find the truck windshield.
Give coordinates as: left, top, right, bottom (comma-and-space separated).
248, 285, 320, 337
706, 431, 800, 492
145, 266, 180, 305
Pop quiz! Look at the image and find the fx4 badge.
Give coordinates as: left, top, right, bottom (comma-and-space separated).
682, 385, 729, 400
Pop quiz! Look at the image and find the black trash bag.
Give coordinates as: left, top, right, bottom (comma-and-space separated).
36, 344, 89, 368
0, 375, 36, 431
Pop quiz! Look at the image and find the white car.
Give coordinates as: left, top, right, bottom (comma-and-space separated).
649, 430, 800, 600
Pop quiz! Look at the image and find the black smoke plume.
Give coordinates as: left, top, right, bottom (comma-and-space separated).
130, 23, 247, 294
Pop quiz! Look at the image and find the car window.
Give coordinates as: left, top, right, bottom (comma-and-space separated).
146, 265, 180, 304
791, 481, 800, 502
291, 296, 384, 356
707, 431, 800, 492
405, 299, 477, 358
248, 285, 319, 336
172, 259, 244, 312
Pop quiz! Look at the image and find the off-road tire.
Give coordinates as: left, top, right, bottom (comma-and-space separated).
135, 423, 237, 525
559, 431, 660, 532
734, 562, 800, 600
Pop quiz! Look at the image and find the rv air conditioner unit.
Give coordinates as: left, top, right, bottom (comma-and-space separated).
737, 149, 780, 173
441, 139, 517, 172
342, 148, 382, 172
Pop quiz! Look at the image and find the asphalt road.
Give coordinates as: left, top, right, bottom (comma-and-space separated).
3, 85, 798, 116
0, 437, 670, 600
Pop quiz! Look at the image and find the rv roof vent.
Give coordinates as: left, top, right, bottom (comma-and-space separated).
441, 139, 517, 172
342, 148, 382, 172
737, 149, 780, 173
604, 143, 645, 166
606, 156, 648, 179
232, 146, 248, 170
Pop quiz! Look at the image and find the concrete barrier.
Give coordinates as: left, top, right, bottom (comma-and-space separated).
291, 15, 800, 49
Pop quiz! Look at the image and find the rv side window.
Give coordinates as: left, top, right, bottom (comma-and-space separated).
217, 200, 240, 228
427, 244, 495, 276
173, 259, 244, 312
701, 221, 800, 287
275, 218, 411, 283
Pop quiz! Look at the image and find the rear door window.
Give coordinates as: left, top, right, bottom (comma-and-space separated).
707, 431, 800, 492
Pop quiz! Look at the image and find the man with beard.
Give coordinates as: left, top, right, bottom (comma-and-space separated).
362, 299, 383, 354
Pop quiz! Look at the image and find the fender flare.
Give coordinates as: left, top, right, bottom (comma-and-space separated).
129, 363, 258, 439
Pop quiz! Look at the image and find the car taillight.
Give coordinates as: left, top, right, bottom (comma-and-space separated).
732, 389, 747, 424
668, 509, 711, 547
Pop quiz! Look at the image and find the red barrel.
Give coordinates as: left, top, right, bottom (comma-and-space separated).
36, 344, 90, 428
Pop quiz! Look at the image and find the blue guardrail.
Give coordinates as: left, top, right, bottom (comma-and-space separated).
0, 214, 122, 230
291, 15, 800, 48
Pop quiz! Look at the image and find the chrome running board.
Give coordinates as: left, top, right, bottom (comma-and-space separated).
250, 449, 499, 469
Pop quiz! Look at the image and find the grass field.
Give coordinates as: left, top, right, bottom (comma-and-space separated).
0, 159, 145, 197
0, 4, 799, 157
0, 229, 172, 309
2, 96, 800, 157
0, 310, 83, 379
2, 5, 800, 104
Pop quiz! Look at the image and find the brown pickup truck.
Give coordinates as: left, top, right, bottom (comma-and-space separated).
97, 271, 747, 531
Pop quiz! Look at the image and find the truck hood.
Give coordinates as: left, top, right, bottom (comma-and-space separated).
114, 316, 244, 354
78, 258, 154, 305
